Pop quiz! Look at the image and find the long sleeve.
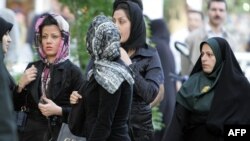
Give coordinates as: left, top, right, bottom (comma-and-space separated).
88, 84, 122, 141
129, 51, 164, 104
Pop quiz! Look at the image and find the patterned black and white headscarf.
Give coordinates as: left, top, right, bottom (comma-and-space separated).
86, 15, 134, 94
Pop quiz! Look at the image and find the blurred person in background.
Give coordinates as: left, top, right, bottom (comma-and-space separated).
170, 10, 204, 76
0, 8, 19, 70
14, 10, 33, 65
182, 0, 236, 75
26, 0, 62, 52
150, 19, 176, 141
0, 16, 18, 141
61, 5, 75, 24
246, 37, 250, 52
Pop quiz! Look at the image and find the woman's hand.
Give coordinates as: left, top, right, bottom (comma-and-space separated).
18, 65, 37, 92
70, 91, 82, 104
38, 96, 62, 117
120, 47, 132, 65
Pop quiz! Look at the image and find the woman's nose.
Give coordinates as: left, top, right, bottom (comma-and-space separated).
8, 35, 12, 42
201, 55, 208, 62
45, 37, 52, 43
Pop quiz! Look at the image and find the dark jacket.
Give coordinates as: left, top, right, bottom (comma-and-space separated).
14, 59, 84, 141
82, 66, 133, 141
129, 46, 164, 140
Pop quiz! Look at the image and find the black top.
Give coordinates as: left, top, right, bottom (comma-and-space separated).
82, 60, 133, 141
129, 46, 164, 136
13, 59, 84, 122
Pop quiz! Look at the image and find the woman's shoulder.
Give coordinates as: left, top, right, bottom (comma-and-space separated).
63, 59, 82, 71
136, 45, 158, 57
26, 60, 43, 67
145, 44, 158, 53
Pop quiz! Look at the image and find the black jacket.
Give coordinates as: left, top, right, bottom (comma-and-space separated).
129, 46, 164, 140
13, 59, 84, 140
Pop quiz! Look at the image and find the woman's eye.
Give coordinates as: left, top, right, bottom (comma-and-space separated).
119, 20, 125, 24
200, 52, 204, 57
52, 35, 60, 39
207, 53, 214, 57
42, 36, 47, 39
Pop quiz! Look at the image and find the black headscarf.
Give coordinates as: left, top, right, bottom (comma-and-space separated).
0, 17, 16, 93
151, 19, 170, 43
113, 0, 146, 51
0, 17, 13, 42
114, 0, 143, 10
177, 38, 224, 113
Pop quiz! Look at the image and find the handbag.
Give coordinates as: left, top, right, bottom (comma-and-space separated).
15, 106, 28, 131
68, 98, 86, 137
57, 123, 86, 141
68, 81, 92, 137
15, 93, 28, 131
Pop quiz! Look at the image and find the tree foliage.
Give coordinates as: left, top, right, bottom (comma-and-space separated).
59, 0, 113, 71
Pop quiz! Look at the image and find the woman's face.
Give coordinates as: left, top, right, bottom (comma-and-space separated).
2, 31, 12, 54
201, 43, 216, 74
41, 25, 61, 61
113, 9, 131, 44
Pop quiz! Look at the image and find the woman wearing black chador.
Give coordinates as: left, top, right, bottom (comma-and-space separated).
163, 37, 250, 141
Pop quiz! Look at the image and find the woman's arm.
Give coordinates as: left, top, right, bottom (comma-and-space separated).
150, 84, 164, 107
129, 52, 164, 104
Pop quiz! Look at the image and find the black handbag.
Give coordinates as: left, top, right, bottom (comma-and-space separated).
15, 94, 28, 131
68, 92, 86, 137
68, 80, 92, 137
16, 106, 28, 129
